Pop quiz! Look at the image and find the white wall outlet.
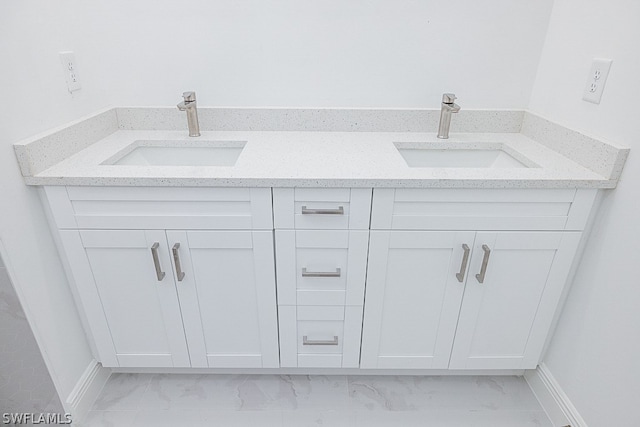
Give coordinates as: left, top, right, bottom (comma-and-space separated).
582, 58, 612, 104
59, 51, 81, 93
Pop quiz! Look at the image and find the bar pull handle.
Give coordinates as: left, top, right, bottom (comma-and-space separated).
303, 336, 339, 346
150, 242, 165, 281
455, 244, 471, 283
301, 267, 341, 278
172, 243, 186, 282
475, 244, 491, 284
301, 206, 344, 215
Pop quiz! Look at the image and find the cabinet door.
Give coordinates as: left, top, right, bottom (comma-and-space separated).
449, 231, 582, 369
167, 230, 279, 368
70, 230, 189, 368
361, 231, 475, 369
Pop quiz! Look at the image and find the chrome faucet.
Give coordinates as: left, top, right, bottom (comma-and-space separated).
177, 91, 201, 137
437, 93, 461, 139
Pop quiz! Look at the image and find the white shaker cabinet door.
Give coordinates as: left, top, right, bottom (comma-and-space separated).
361, 231, 476, 369
449, 231, 582, 370
167, 230, 279, 368
68, 230, 190, 368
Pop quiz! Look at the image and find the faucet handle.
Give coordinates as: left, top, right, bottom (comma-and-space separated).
442, 93, 457, 104
182, 91, 196, 102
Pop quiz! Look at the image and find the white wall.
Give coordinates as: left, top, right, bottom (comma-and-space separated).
529, 0, 640, 425
0, 0, 111, 405
79, 0, 553, 108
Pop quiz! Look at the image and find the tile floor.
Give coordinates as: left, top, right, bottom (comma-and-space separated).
80, 374, 552, 427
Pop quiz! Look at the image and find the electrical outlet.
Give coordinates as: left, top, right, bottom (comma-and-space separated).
59, 51, 81, 92
582, 58, 612, 104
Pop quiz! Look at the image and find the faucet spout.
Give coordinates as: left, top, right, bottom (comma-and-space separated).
443, 102, 461, 113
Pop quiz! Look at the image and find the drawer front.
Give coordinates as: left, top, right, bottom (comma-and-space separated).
278, 305, 363, 368
371, 188, 597, 231
273, 188, 372, 229
43, 186, 273, 230
297, 306, 345, 356
275, 230, 369, 306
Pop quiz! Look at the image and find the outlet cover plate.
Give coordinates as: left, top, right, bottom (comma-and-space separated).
59, 51, 81, 93
582, 58, 612, 104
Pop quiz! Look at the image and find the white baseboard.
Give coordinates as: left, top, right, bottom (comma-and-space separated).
112, 367, 525, 376
66, 360, 111, 422
525, 363, 588, 427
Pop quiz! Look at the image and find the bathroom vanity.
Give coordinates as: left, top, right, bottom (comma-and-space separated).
14, 107, 628, 373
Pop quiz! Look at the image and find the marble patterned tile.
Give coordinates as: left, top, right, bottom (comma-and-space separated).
347, 376, 542, 412
137, 374, 247, 410
131, 409, 284, 427
78, 410, 137, 427
92, 373, 152, 410
354, 409, 552, 427
136, 374, 350, 412
82, 374, 553, 427
238, 375, 349, 411
282, 409, 357, 427
200, 410, 284, 427
130, 409, 205, 427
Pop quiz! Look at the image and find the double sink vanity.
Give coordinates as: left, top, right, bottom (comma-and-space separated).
14, 104, 628, 373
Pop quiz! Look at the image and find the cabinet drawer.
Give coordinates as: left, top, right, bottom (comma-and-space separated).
278, 305, 363, 368
371, 188, 597, 231
275, 230, 369, 306
297, 306, 345, 357
273, 188, 372, 229
43, 186, 273, 230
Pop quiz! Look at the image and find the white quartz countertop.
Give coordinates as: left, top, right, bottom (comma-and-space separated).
22, 129, 614, 188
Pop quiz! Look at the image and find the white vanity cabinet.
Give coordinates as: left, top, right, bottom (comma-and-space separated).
45, 186, 279, 369
361, 188, 596, 370
42, 184, 597, 372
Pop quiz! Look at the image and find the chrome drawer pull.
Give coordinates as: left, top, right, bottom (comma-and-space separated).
475, 244, 491, 284
303, 336, 339, 346
455, 244, 471, 283
172, 243, 186, 282
301, 267, 341, 278
150, 242, 165, 281
301, 206, 344, 215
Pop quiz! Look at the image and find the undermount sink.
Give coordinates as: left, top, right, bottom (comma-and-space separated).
105, 140, 246, 167
395, 143, 534, 168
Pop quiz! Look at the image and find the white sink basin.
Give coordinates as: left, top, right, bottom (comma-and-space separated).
106, 141, 245, 166
395, 143, 533, 168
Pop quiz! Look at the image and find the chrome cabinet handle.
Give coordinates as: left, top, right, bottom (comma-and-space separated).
475, 244, 491, 284
455, 244, 471, 283
172, 243, 186, 282
301, 267, 341, 278
150, 242, 165, 281
301, 206, 344, 215
303, 336, 339, 346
